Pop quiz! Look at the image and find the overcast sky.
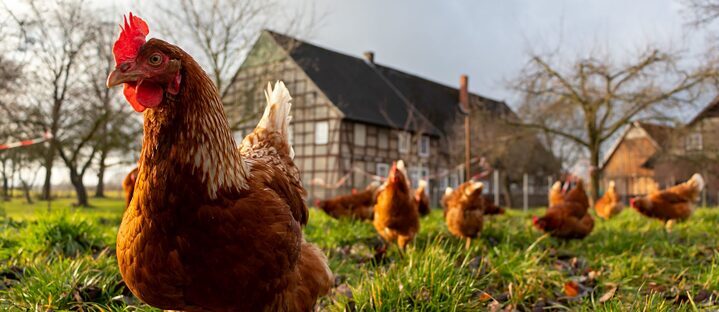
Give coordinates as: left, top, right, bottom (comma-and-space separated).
8, 0, 718, 185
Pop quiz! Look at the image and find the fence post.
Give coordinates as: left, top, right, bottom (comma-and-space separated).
493, 170, 500, 206
523, 173, 528, 212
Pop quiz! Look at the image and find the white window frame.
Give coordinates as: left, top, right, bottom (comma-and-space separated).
686, 131, 703, 151
398, 132, 411, 154
376, 163, 390, 178
418, 135, 430, 157
315, 121, 329, 145
354, 123, 366, 146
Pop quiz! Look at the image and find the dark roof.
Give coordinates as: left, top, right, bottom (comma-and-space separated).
689, 96, 719, 125
265, 30, 512, 135
636, 122, 674, 148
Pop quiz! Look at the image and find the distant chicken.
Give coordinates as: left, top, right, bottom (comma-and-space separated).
481, 195, 505, 215
534, 180, 594, 239
316, 181, 380, 220
373, 161, 420, 250
595, 180, 623, 219
630, 174, 704, 230
122, 167, 138, 208
414, 179, 431, 216
548, 181, 565, 207
444, 181, 485, 249
108, 14, 331, 311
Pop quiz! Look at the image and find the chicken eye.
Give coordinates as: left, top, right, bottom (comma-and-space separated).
148, 54, 163, 66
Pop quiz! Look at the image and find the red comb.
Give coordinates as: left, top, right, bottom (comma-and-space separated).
113, 12, 149, 65
532, 216, 539, 224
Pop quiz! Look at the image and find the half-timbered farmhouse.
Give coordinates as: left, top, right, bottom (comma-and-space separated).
223, 30, 558, 204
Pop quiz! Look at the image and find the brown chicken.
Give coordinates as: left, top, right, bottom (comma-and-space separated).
548, 181, 565, 207
444, 181, 484, 249
373, 160, 420, 250
316, 181, 380, 220
534, 180, 594, 239
414, 179, 431, 216
122, 167, 138, 208
481, 195, 505, 215
630, 174, 704, 230
108, 14, 331, 311
595, 180, 623, 219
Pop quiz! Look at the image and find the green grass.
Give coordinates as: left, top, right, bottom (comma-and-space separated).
0, 196, 717, 311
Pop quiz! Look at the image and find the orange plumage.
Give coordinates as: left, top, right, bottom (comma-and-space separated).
548, 181, 565, 207
317, 181, 379, 220
109, 14, 331, 311
595, 180, 623, 219
630, 174, 704, 226
414, 179, 431, 216
121, 167, 138, 208
444, 181, 485, 248
534, 180, 594, 239
373, 161, 420, 250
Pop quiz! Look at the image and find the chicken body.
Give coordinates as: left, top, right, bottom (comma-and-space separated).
373, 161, 419, 249
317, 182, 379, 220
595, 180, 623, 219
548, 181, 564, 207
630, 174, 704, 224
110, 18, 331, 311
481, 195, 505, 215
444, 181, 485, 247
534, 180, 594, 239
414, 179, 431, 216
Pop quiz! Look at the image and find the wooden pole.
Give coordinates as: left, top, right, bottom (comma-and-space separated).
460, 75, 471, 182
493, 170, 500, 206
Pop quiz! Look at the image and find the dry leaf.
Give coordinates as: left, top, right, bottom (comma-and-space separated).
599, 284, 618, 303
694, 289, 711, 303
564, 281, 580, 297
478, 292, 493, 302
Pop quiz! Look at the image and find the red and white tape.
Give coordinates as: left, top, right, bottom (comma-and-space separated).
0, 132, 53, 151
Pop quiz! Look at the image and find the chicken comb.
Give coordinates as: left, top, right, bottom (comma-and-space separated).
113, 12, 149, 65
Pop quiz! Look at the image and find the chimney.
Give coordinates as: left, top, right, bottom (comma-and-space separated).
363, 51, 375, 64
459, 74, 469, 113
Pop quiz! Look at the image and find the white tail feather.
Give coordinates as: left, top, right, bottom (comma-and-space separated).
444, 187, 454, 197
689, 173, 705, 192
418, 179, 428, 190
551, 181, 561, 191
259, 81, 294, 159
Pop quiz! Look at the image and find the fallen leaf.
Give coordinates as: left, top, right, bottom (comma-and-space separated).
647, 282, 666, 293
599, 284, 618, 303
478, 292, 493, 302
564, 281, 580, 297
694, 289, 711, 303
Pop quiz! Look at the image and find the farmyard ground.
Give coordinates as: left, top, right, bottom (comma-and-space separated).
0, 197, 717, 311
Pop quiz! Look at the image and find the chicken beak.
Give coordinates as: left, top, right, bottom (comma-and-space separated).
107, 68, 143, 88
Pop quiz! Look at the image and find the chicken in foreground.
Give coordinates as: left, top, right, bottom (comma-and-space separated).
444, 181, 485, 249
414, 179, 431, 216
373, 160, 420, 250
595, 180, 623, 219
122, 167, 138, 208
316, 181, 380, 220
534, 180, 594, 240
108, 13, 331, 311
630, 173, 704, 230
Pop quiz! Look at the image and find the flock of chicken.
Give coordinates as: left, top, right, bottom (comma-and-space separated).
316, 162, 706, 249
109, 13, 707, 311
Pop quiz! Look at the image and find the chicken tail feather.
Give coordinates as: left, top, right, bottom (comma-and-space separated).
259, 80, 295, 159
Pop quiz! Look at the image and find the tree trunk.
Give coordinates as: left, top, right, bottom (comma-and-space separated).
69, 169, 89, 207
95, 149, 107, 198
20, 181, 33, 204
41, 147, 55, 200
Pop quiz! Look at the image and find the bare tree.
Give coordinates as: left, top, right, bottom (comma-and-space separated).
684, 0, 719, 26
510, 48, 716, 200
150, 0, 322, 97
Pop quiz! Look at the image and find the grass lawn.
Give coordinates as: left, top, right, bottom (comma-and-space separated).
0, 196, 717, 311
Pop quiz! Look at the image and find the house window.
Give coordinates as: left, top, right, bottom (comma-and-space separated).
449, 173, 459, 188
408, 167, 420, 189
378, 130, 389, 149
376, 163, 390, 178
440, 176, 449, 191
398, 132, 411, 154
315, 121, 329, 145
686, 131, 703, 151
354, 124, 366, 146
418, 135, 430, 157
